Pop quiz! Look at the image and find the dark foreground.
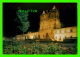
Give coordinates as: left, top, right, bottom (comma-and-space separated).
3, 39, 77, 54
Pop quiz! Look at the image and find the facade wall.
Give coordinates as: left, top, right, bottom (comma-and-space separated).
16, 35, 25, 40
16, 6, 77, 42
38, 28, 54, 40
38, 6, 61, 41
16, 26, 77, 41
54, 26, 77, 41
25, 32, 38, 39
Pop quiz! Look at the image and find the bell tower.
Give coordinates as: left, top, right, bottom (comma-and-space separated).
39, 10, 49, 30
40, 11, 49, 22
39, 5, 61, 40
48, 5, 61, 29
49, 5, 59, 19
39, 5, 61, 31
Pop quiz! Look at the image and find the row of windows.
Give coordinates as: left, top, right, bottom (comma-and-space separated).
54, 28, 76, 33
55, 36, 74, 39
40, 27, 53, 29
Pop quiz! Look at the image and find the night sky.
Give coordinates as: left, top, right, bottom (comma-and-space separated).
3, 3, 77, 37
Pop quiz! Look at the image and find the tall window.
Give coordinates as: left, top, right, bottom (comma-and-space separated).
70, 36, 72, 39
46, 33, 49, 38
70, 28, 73, 32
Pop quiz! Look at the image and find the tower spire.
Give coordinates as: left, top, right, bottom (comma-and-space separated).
52, 5, 56, 10
42, 11, 45, 14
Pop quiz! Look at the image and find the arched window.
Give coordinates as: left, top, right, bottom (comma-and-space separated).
65, 36, 66, 39
46, 33, 49, 38
55, 36, 57, 40
38, 35, 40, 39
43, 35, 44, 37
54, 31, 56, 33
70, 36, 72, 39
59, 36, 61, 41
59, 30, 61, 33
70, 28, 73, 32
64, 29, 66, 33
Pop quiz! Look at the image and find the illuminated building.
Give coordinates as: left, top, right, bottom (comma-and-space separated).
16, 6, 77, 42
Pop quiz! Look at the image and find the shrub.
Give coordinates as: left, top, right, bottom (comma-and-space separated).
3, 40, 77, 54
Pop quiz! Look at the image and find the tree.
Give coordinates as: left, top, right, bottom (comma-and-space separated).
15, 10, 30, 36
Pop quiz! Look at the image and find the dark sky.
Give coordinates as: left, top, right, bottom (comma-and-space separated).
3, 3, 77, 37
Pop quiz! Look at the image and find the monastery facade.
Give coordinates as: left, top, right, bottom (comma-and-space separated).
16, 6, 77, 42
